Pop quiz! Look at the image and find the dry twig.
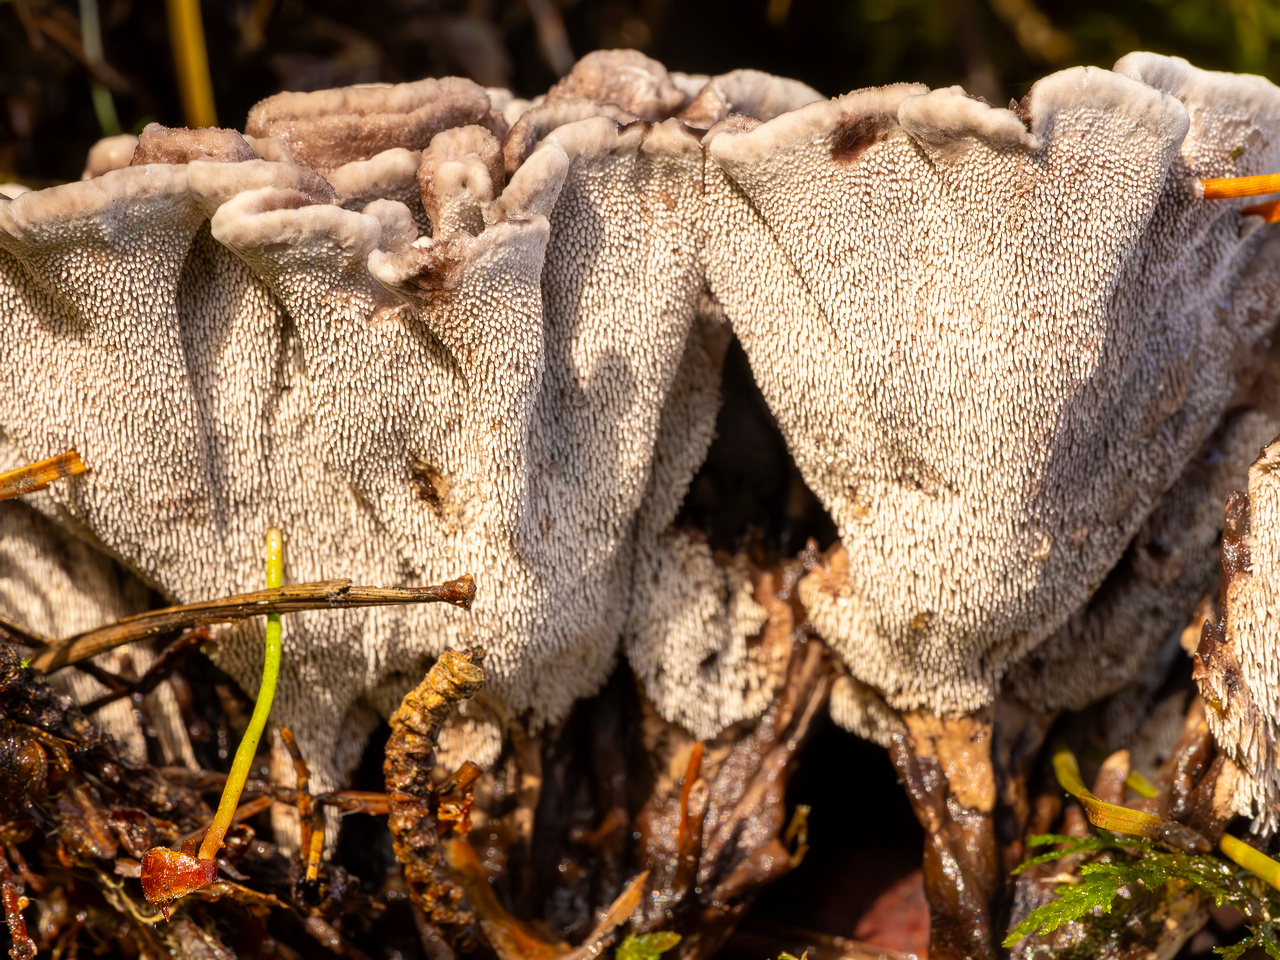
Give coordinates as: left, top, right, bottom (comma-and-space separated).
31, 575, 475, 673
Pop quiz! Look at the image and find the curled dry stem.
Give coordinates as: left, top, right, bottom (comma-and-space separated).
385, 647, 487, 928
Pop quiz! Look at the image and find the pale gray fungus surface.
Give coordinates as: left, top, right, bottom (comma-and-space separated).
3, 50, 1280, 796
707, 55, 1280, 736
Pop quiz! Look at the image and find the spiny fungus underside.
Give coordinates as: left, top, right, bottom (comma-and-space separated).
2, 50, 1280, 840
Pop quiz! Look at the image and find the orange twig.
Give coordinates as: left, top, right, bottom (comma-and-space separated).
279, 728, 314, 874
1202, 173, 1280, 199
1242, 198, 1280, 224
165, 0, 217, 126
0, 451, 87, 501
676, 742, 704, 854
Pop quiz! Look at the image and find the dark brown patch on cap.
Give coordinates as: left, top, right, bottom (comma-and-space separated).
1195, 489, 1250, 686
130, 123, 257, 166
1220, 489, 1251, 599
294, 169, 340, 206
830, 110, 898, 163
383, 240, 465, 310
1010, 95, 1034, 135
409, 458, 450, 515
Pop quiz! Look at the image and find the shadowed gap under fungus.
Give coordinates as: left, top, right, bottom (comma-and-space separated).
676, 338, 839, 557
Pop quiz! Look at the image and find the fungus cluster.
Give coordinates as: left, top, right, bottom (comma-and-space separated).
3, 50, 1280, 831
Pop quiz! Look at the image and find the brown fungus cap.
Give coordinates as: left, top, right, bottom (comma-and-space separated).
546, 49, 687, 121
246, 76, 507, 173
130, 123, 258, 166
418, 125, 505, 238
503, 97, 638, 176
82, 133, 140, 179
678, 69, 823, 129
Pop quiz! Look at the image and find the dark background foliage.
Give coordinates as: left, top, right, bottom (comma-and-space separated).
3, 0, 1280, 183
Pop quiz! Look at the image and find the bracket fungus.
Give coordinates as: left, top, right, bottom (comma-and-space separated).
3, 50, 1280, 924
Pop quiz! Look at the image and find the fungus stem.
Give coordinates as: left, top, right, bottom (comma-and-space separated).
1201, 173, 1280, 199
1051, 743, 1163, 838
197, 528, 283, 861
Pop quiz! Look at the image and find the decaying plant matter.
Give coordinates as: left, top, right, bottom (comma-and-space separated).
1004, 698, 1254, 960
6, 45, 1280, 959
384, 646, 486, 942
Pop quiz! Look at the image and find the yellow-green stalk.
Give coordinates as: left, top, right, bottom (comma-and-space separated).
164, 0, 217, 127
1051, 744, 1164, 838
1219, 834, 1280, 893
1053, 742, 1280, 895
197, 528, 283, 861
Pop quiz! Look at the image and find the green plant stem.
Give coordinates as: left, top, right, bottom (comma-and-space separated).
1053, 743, 1280, 895
1126, 769, 1159, 799
198, 528, 283, 861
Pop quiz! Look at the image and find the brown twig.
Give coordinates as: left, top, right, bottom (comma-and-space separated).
31, 575, 475, 673
523, 0, 573, 76
0, 451, 87, 501
178, 795, 274, 846
157, 767, 391, 814
81, 629, 210, 714
0, 616, 50, 650
320, 791, 391, 815
280, 727, 316, 880
7, 7, 133, 92
676, 741, 704, 854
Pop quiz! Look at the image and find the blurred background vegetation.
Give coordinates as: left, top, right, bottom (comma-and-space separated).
4, 0, 1280, 182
